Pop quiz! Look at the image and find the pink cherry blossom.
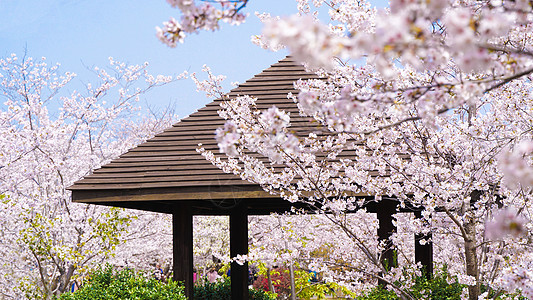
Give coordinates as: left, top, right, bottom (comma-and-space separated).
165, 0, 533, 298
485, 208, 529, 240
0, 54, 180, 297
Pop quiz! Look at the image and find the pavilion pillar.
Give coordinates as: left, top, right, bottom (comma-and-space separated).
230, 201, 249, 299
414, 210, 433, 279
173, 204, 194, 299
377, 199, 397, 286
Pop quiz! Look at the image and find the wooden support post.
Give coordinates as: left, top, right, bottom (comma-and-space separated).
377, 199, 397, 286
230, 201, 249, 300
173, 204, 194, 299
414, 210, 433, 279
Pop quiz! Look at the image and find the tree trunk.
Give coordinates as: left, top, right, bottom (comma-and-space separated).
464, 214, 480, 300
288, 264, 296, 300
58, 265, 76, 294
267, 267, 274, 293
278, 216, 296, 300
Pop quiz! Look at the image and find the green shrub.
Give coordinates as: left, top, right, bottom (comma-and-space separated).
356, 286, 399, 300
193, 277, 276, 300
57, 264, 185, 300
252, 266, 355, 300
356, 268, 465, 300
356, 267, 528, 300
408, 269, 465, 300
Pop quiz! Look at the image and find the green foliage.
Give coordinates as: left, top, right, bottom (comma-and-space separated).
193, 278, 231, 299
293, 269, 355, 299
356, 268, 465, 300
17, 207, 133, 297
252, 266, 291, 297
193, 277, 276, 300
406, 269, 465, 300
86, 207, 133, 257
249, 287, 277, 300
57, 264, 185, 300
253, 262, 354, 300
355, 267, 529, 300
356, 286, 399, 300
480, 284, 527, 300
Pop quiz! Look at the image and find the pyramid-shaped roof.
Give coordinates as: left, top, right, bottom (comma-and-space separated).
69, 57, 323, 214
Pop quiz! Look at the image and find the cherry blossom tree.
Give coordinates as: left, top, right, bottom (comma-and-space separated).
248, 213, 381, 296
0, 54, 182, 299
157, 0, 248, 46
205, 59, 533, 300
162, 1, 533, 299
193, 216, 230, 272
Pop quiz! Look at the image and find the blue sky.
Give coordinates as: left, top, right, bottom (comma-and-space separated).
0, 0, 298, 118
0, 0, 387, 118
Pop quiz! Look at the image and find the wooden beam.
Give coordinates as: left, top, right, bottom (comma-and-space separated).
230, 201, 249, 299
414, 210, 433, 279
377, 199, 397, 285
173, 204, 194, 299
70, 186, 276, 203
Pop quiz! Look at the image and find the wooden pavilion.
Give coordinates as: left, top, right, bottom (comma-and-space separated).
68, 57, 432, 299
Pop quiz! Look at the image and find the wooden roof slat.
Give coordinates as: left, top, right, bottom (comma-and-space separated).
94, 164, 223, 173
153, 130, 218, 136
199, 105, 300, 111
204, 98, 300, 105
102, 160, 217, 167
152, 129, 321, 139
115, 150, 364, 161
86, 170, 231, 179
127, 146, 217, 153
132, 141, 216, 147
259, 66, 311, 72
163, 121, 315, 132
140, 138, 217, 145
268, 61, 302, 67
227, 89, 299, 96
201, 94, 297, 101
79, 173, 244, 184
235, 80, 299, 86
120, 151, 209, 158
203, 99, 303, 107
254, 71, 313, 77
176, 117, 313, 126
230, 84, 295, 91
109, 156, 215, 163
246, 75, 320, 82
69, 180, 257, 190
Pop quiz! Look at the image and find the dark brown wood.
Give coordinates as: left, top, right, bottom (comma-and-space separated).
173, 204, 194, 299
247, 75, 320, 82
260, 66, 309, 71
414, 210, 433, 279
230, 201, 249, 300
87, 170, 225, 178
254, 72, 316, 77
68, 180, 255, 190
239, 79, 312, 86
78, 174, 243, 184
377, 199, 397, 285
94, 166, 223, 174
232, 83, 295, 90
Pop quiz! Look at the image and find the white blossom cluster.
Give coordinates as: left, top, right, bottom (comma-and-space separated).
0, 55, 180, 297
157, 0, 247, 46
165, 0, 533, 297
